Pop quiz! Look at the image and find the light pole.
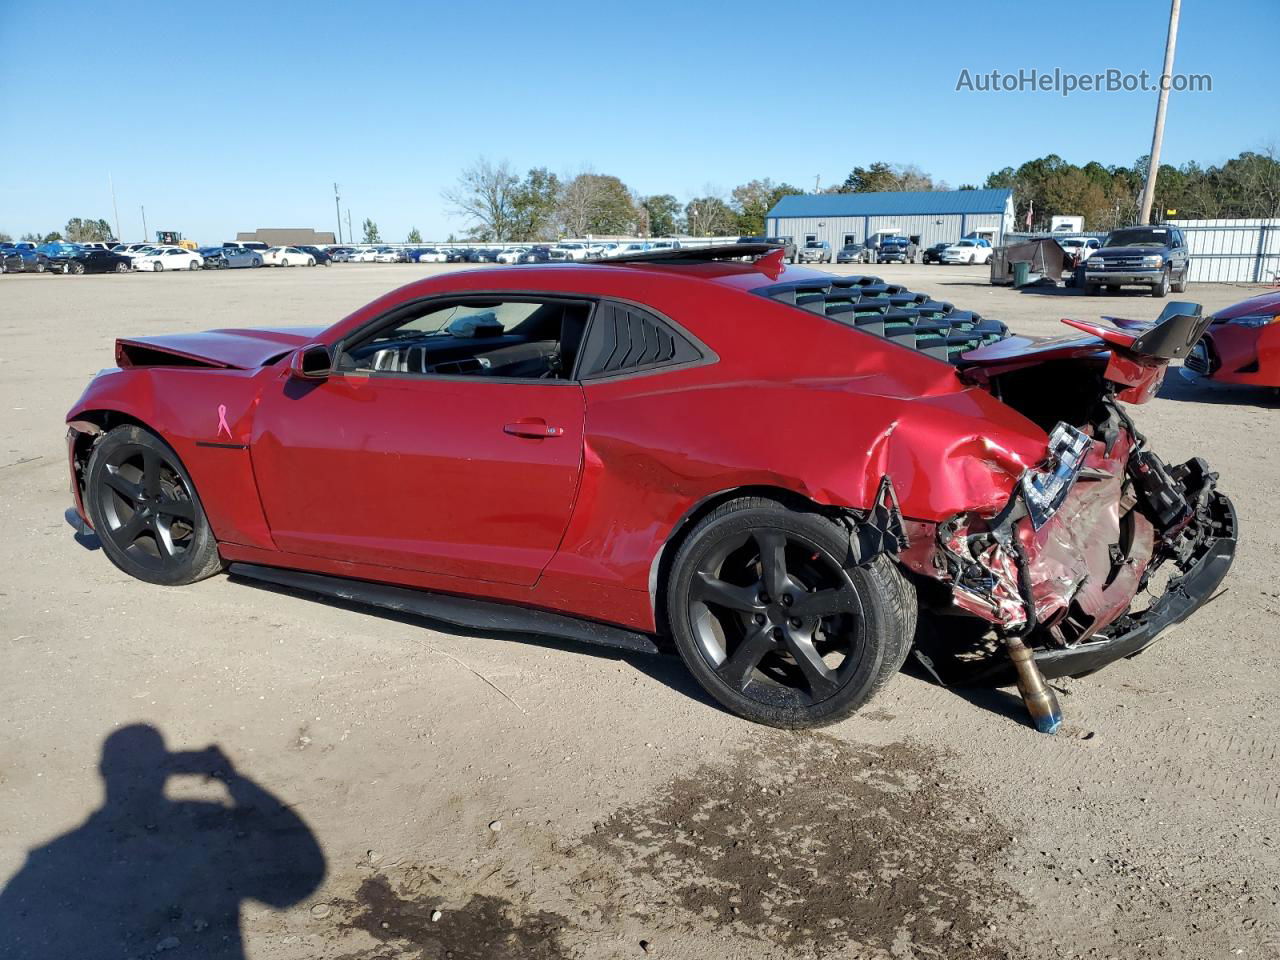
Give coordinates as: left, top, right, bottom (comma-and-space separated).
141, 205, 148, 244
109, 174, 121, 241
1138, 0, 1181, 225
333, 183, 343, 244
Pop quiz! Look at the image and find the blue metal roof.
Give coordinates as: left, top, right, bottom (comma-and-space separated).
766, 188, 1012, 220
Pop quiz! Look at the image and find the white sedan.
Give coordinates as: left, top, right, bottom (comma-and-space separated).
350, 248, 380, 262
495, 247, 528, 264
133, 247, 204, 272
414, 248, 448, 263
940, 239, 993, 265
262, 246, 316, 267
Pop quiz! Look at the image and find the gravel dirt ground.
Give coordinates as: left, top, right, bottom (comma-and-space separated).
1, 262, 1277, 959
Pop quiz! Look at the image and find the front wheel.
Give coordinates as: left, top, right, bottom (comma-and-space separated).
84, 425, 224, 586
1153, 267, 1170, 298
281, 258, 289, 267
188, 259, 200, 270
115, 261, 129, 273
666, 497, 913, 728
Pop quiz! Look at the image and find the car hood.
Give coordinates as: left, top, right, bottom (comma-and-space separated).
1093, 246, 1169, 258
116, 326, 327, 370
1212, 290, 1280, 321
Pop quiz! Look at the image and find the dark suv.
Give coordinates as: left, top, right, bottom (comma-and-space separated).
1084, 225, 1190, 297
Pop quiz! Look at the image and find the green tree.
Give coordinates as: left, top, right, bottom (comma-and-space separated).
406, 227, 423, 244
0, 231, 11, 243
64, 218, 115, 242
362, 219, 381, 243
639, 194, 680, 237
443, 157, 520, 241
730, 178, 803, 236
684, 196, 736, 236
839, 162, 938, 193
42, 232, 63, 242
556, 174, 637, 236
19, 232, 40, 242
510, 167, 561, 240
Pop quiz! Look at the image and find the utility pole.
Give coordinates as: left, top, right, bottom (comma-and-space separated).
109, 174, 121, 241
814, 174, 821, 193
141, 205, 148, 244
1138, 0, 1181, 225
333, 183, 343, 244
346, 208, 353, 244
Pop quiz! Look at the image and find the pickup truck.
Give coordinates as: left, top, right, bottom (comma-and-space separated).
1084, 225, 1190, 298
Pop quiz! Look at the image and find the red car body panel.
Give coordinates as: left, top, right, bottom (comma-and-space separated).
1194, 290, 1280, 387
64, 260, 1220, 640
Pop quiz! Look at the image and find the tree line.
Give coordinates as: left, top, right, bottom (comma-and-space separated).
6, 150, 1276, 245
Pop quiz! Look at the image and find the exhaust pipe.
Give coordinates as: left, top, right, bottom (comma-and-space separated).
1005, 636, 1062, 734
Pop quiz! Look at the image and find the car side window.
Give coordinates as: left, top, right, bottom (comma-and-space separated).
338, 298, 593, 381
576, 302, 702, 379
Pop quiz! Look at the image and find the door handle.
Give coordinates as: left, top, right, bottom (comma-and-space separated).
503, 419, 564, 439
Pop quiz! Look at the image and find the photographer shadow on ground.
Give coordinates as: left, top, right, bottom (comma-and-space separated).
0, 724, 325, 959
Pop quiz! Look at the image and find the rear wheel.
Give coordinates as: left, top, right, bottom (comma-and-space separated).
84, 425, 223, 586
281, 258, 290, 267
666, 497, 912, 728
115, 260, 129, 273
154, 262, 164, 272
1171, 265, 1188, 293
35, 260, 46, 273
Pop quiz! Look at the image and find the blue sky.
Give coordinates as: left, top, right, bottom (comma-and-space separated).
2, 0, 1275, 244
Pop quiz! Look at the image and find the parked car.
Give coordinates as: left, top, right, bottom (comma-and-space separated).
350, 248, 380, 263
796, 240, 832, 264
921, 242, 950, 265
1180, 290, 1280, 390
1, 246, 51, 273
37, 242, 89, 272
495, 247, 528, 265
292, 245, 330, 266
262, 246, 317, 267
876, 237, 917, 264
549, 242, 589, 262
114, 243, 155, 260
328, 247, 355, 262
836, 243, 867, 264
443, 248, 469, 263
608, 242, 650, 258
517, 245, 553, 264
1056, 235, 1100, 263
56, 247, 133, 274
940, 239, 993, 265
412, 247, 447, 264
372, 247, 401, 264
133, 247, 204, 272
64, 244, 1233, 735
1083, 225, 1190, 298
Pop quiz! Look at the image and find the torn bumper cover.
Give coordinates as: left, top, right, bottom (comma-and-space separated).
934, 420, 1237, 685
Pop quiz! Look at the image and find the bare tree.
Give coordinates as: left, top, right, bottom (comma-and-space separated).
443, 158, 520, 241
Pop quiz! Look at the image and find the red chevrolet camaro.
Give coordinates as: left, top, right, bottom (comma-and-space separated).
66, 245, 1236, 732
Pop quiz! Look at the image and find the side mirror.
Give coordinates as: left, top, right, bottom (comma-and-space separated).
289, 343, 332, 380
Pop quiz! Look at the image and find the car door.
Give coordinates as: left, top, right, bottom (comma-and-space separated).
250, 296, 589, 587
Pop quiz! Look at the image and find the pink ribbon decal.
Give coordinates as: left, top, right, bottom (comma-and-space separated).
216, 404, 231, 439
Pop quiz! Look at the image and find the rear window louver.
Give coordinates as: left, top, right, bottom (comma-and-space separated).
755, 275, 1010, 364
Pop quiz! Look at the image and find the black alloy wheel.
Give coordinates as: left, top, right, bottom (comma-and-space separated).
85, 425, 223, 585
667, 497, 913, 728
71, 261, 86, 274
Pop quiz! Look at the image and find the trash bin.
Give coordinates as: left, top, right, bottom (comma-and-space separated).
1012, 260, 1031, 287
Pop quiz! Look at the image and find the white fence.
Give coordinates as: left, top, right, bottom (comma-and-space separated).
1171, 218, 1280, 284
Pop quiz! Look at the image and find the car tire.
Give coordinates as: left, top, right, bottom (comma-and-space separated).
1171, 266, 1188, 293
115, 261, 129, 273
84, 424, 224, 587
188, 259, 200, 270
1086, 283, 1101, 295
154, 262, 164, 272
35, 261, 46, 273
666, 496, 913, 728
71, 261, 86, 274
1153, 268, 1170, 298
281, 258, 289, 267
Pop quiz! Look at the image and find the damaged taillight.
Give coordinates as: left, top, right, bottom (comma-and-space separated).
1021, 423, 1091, 530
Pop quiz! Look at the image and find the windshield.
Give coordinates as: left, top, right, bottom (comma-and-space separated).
954, 240, 974, 247
805, 242, 824, 249
1105, 227, 1170, 248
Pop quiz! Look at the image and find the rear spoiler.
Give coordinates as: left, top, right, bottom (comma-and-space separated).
1060, 301, 1211, 361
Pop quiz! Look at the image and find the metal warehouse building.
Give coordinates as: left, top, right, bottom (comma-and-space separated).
765, 188, 1015, 252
